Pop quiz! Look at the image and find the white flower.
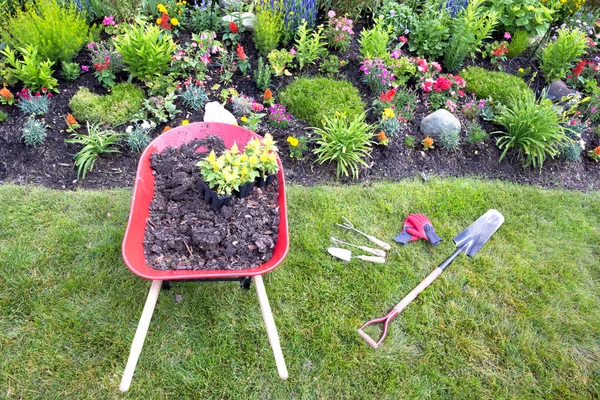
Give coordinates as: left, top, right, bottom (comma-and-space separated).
141, 120, 152, 130
126, 125, 133, 134
580, 139, 585, 149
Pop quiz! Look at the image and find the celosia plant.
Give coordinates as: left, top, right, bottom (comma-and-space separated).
0, 84, 15, 105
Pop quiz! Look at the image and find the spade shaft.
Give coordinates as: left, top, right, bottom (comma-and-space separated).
358, 210, 504, 349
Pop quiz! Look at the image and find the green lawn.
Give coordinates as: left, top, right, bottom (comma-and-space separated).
0, 179, 598, 399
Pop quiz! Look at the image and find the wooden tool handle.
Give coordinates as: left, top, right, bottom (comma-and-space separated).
393, 268, 443, 313
366, 235, 391, 250
359, 246, 386, 257
357, 255, 386, 264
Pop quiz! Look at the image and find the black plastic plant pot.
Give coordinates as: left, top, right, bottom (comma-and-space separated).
234, 181, 255, 198
196, 180, 208, 198
256, 173, 277, 188
210, 190, 233, 212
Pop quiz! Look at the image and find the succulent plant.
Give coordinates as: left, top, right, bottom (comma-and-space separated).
21, 116, 47, 146
181, 84, 208, 111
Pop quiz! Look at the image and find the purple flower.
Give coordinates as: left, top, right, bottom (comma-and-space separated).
87, 42, 95, 49
103, 15, 116, 26
504, 32, 512, 40
81, 65, 89, 72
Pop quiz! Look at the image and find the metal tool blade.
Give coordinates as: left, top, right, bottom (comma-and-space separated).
453, 209, 504, 257
327, 247, 352, 261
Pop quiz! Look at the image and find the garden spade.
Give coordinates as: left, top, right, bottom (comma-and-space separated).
328, 247, 386, 264
358, 209, 504, 349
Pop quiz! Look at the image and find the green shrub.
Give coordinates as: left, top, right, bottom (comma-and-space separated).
467, 123, 489, 144
0, 45, 59, 92
312, 112, 373, 179
115, 21, 177, 82
65, 123, 123, 179
460, 66, 534, 108
540, 28, 588, 82
279, 77, 364, 127
0, 111, 7, 122
3, 0, 90, 63
358, 18, 391, 60
61, 61, 81, 81
493, 96, 567, 168
294, 21, 327, 70
253, 2, 284, 56
507, 29, 529, 58
488, 0, 553, 37
408, 5, 451, 60
561, 140, 582, 161
69, 83, 145, 127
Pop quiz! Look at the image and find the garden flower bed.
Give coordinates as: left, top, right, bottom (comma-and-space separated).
1, 1, 600, 190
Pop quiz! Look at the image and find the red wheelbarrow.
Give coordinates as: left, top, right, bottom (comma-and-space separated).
119, 122, 289, 392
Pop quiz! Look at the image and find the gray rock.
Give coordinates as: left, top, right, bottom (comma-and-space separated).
203, 101, 238, 125
221, 12, 256, 31
545, 80, 579, 102
420, 109, 461, 137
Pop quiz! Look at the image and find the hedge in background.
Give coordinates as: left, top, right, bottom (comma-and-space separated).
69, 83, 145, 128
279, 77, 364, 128
460, 66, 535, 109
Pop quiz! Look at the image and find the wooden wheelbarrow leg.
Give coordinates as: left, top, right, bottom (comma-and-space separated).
253, 275, 288, 380
120, 279, 163, 392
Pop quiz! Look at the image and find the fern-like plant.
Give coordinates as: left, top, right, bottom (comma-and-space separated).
540, 28, 588, 82
295, 21, 327, 70
65, 123, 123, 179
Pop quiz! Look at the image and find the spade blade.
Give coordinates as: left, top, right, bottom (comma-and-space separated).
453, 209, 504, 257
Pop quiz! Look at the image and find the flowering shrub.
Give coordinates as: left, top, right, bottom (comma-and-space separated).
564, 11, 600, 46
566, 59, 600, 91
268, 104, 292, 128
16, 88, 52, 115
360, 58, 395, 93
463, 96, 487, 119
88, 41, 123, 88
414, 58, 466, 111
326, 11, 354, 51
378, 2, 413, 36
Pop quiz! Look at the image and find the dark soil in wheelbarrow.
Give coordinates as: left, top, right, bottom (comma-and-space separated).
143, 136, 280, 271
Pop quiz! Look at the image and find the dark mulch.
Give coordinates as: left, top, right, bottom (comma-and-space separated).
1, 24, 599, 191
143, 138, 280, 271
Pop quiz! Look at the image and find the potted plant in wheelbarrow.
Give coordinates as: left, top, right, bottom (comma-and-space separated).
119, 123, 290, 392
244, 134, 279, 188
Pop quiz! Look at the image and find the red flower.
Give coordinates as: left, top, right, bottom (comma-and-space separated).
491, 42, 508, 57
573, 60, 587, 76
236, 43, 246, 61
159, 13, 172, 30
433, 76, 452, 92
379, 88, 397, 103
229, 22, 239, 33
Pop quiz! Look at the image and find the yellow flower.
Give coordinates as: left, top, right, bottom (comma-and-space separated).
260, 154, 269, 163
382, 108, 395, 119
249, 155, 259, 166
230, 142, 240, 154
171, 17, 179, 26
289, 11, 294, 15
156, 18, 162, 24
518, 68, 524, 73
157, 4, 167, 13
287, 136, 299, 147
241, 116, 248, 123
181, 119, 189, 125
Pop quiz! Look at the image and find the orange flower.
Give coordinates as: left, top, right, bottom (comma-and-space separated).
378, 131, 387, 142
423, 136, 434, 147
66, 113, 77, 126
0, 84, 14, 102
594, 146, 600, 156
263, 88, 273, 102
163, 126, 172, 133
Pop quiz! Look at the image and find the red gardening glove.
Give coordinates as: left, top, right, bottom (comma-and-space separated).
405, 214, 442, 246
394, 217, 419, 244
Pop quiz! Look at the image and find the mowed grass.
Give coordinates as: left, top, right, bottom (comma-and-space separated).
0, 179, 598, 399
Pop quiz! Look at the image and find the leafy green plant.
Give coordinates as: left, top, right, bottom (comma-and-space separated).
408, 5, 451, 60
244, 134, 279, 178
404, 134, 416, 148
507, 29, 529, 58
378, 1, 413, 37
198, 150, 242, 195
358, 18, 391, 59
0, 111, 7, 122
137, 92, 180, 123
267, 49, 294, 76
488, 0, 554, 37
321, 0, 381, 18
444, 0, 498, 72
319, 54, 346, 78
0, 45, 59, 92
312, 112, 373, 179
540, 28, 588, 82
181, 84, 208, 111
126, 121, 154, 153
279, 77, 364, 127
439, 128, 461, 150
69, 83, 145, 127
460, 66, 534, 109
61, 61, 81, 81
115, 21, 177, 82
3, 0, 90, 63
253, 1, 284, 56
467, 123, 489, 144
65, 123, 123, 179
188, 1, 223, 33
295, 21, 327, 71
254, 57, 272, 90
21, 116, 47, 146
493, 96, 567, 168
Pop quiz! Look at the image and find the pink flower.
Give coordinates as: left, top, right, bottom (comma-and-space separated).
431, 61, 442, 72
251, 101, 264, 112
454, 75, 466, 88
433, 76, 452, 92
81, 65, 89, 72
103, 15, 116, 26
398, 36, 407, 43
290, 48, 296, 55
328, 10, 336, 18
504, 32, 512, 40
87, 42, 95, 49
48, 93, 53, 97
417, 58, 428, 73
422, 79, 434, 92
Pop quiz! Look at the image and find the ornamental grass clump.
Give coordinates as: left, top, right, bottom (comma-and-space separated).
181, 84, 208, 111
312, 112, 373, 179
65, 123, 123, 179
493, 97, 567, 168
16, 89, 51, 115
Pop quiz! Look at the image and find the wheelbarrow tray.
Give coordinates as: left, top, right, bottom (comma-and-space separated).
122, 122, 289, 280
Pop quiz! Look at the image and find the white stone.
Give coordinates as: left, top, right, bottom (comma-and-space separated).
219, 0, 244, 9
420, 109, 461, 137
203, 102, 238, 126
221, 12, 256, 31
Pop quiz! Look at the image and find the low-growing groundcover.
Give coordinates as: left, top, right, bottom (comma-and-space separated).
0, 179, 599, 398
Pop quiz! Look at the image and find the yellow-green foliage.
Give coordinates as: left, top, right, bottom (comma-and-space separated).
3, 0, 90, 63
69, 83, 145, 127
